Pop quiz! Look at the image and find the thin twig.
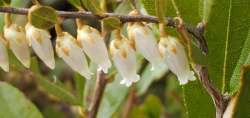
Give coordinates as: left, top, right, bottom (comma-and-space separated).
122, 86, 136, 118
0, 6, 207, 54
195, 64, 230, 118
88, 71, 107, 118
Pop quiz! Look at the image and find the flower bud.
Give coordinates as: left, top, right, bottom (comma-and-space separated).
77, 24, 111, 73
110, 35, 140, 87
4, 24, 30, 68
128, 22, 162, 70
56, 32, 92, 79
25, 23, 55, 69
159, 36, 196, 85
0, 35, 9, 72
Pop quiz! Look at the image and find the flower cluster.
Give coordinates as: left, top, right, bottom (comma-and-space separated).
0, 11, 195, 87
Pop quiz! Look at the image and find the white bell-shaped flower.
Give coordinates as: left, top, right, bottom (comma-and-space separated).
56, 32, 92, 79
4, 24, 30, 68
159, 36, 196, 85
77, 24, 111, 73
0, 35, 9, 72
128, 22, 162, 70
110, 35, 140, 87
25, 23, 55, 69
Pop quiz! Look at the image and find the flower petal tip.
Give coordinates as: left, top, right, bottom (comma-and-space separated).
97, 61, 112, 74
22, 60, 31, 68
79, 71, 93, 80
120, 79, 132, 87
45, 59, 56, 69
1, 64, 9, 72
177, 71, 196, 85
120, 75, 140, 87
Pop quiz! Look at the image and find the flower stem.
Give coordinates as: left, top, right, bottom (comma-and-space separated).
88, 71, 107, 118
55, 23, 63, 37
4, 13, 11, 27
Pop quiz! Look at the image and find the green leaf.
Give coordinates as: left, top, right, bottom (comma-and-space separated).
230, 31, 250, 94
114, 0, 133, 14
143, 95, 164, 118
97, 75, 129, 118
199, 0, 214, 22
67, 0, 82, 9
155, 0, 165, 22
30, 58, 79, 105
73, 73, 85, 106
183, 82, 215, 118
28, 5, 57, 29
136, 63, 168, 96
37, 74, 80, 105
140, 0, 156, 15
231, 65, 250, 118
130, 95, 164, 118
102, 17, 121, 32
81, 0, 102, 14
204, 0, 250, 92
223, 65, 250, 118
0, 82, 43, 118
0, 0, 11, 6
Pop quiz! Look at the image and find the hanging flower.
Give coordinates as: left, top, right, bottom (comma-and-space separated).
25, 23, 55, 69
110, 33, 140, 87
0, 35, 9, 72
4, 24, 30, 68
77, 20, 111, 73
56, 32, 92, 79
159, 36, 196, 85
127, 22, 162, 70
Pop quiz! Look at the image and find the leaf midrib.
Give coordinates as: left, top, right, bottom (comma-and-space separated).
222, 0, 232, 93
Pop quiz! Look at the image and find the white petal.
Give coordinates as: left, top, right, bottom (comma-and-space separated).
4, 24, 30, 68
25, 23, 55, 69
0, 37, 9, 72
128, 23, 162, 69
159, 36, 196, 85
56, 32, 92, 79
110, 38, 140, 87
77, 26, 111, 73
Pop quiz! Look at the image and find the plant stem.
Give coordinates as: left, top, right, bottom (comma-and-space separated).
122, 86, 136, 118
88, 71, 107, 118
195, 65, 230, 118
0, 6, 207, 54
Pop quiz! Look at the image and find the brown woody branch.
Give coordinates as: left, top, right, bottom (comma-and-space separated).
0, 6, 208, 54
88, 71, 107, 118
195, 64, 230, 118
